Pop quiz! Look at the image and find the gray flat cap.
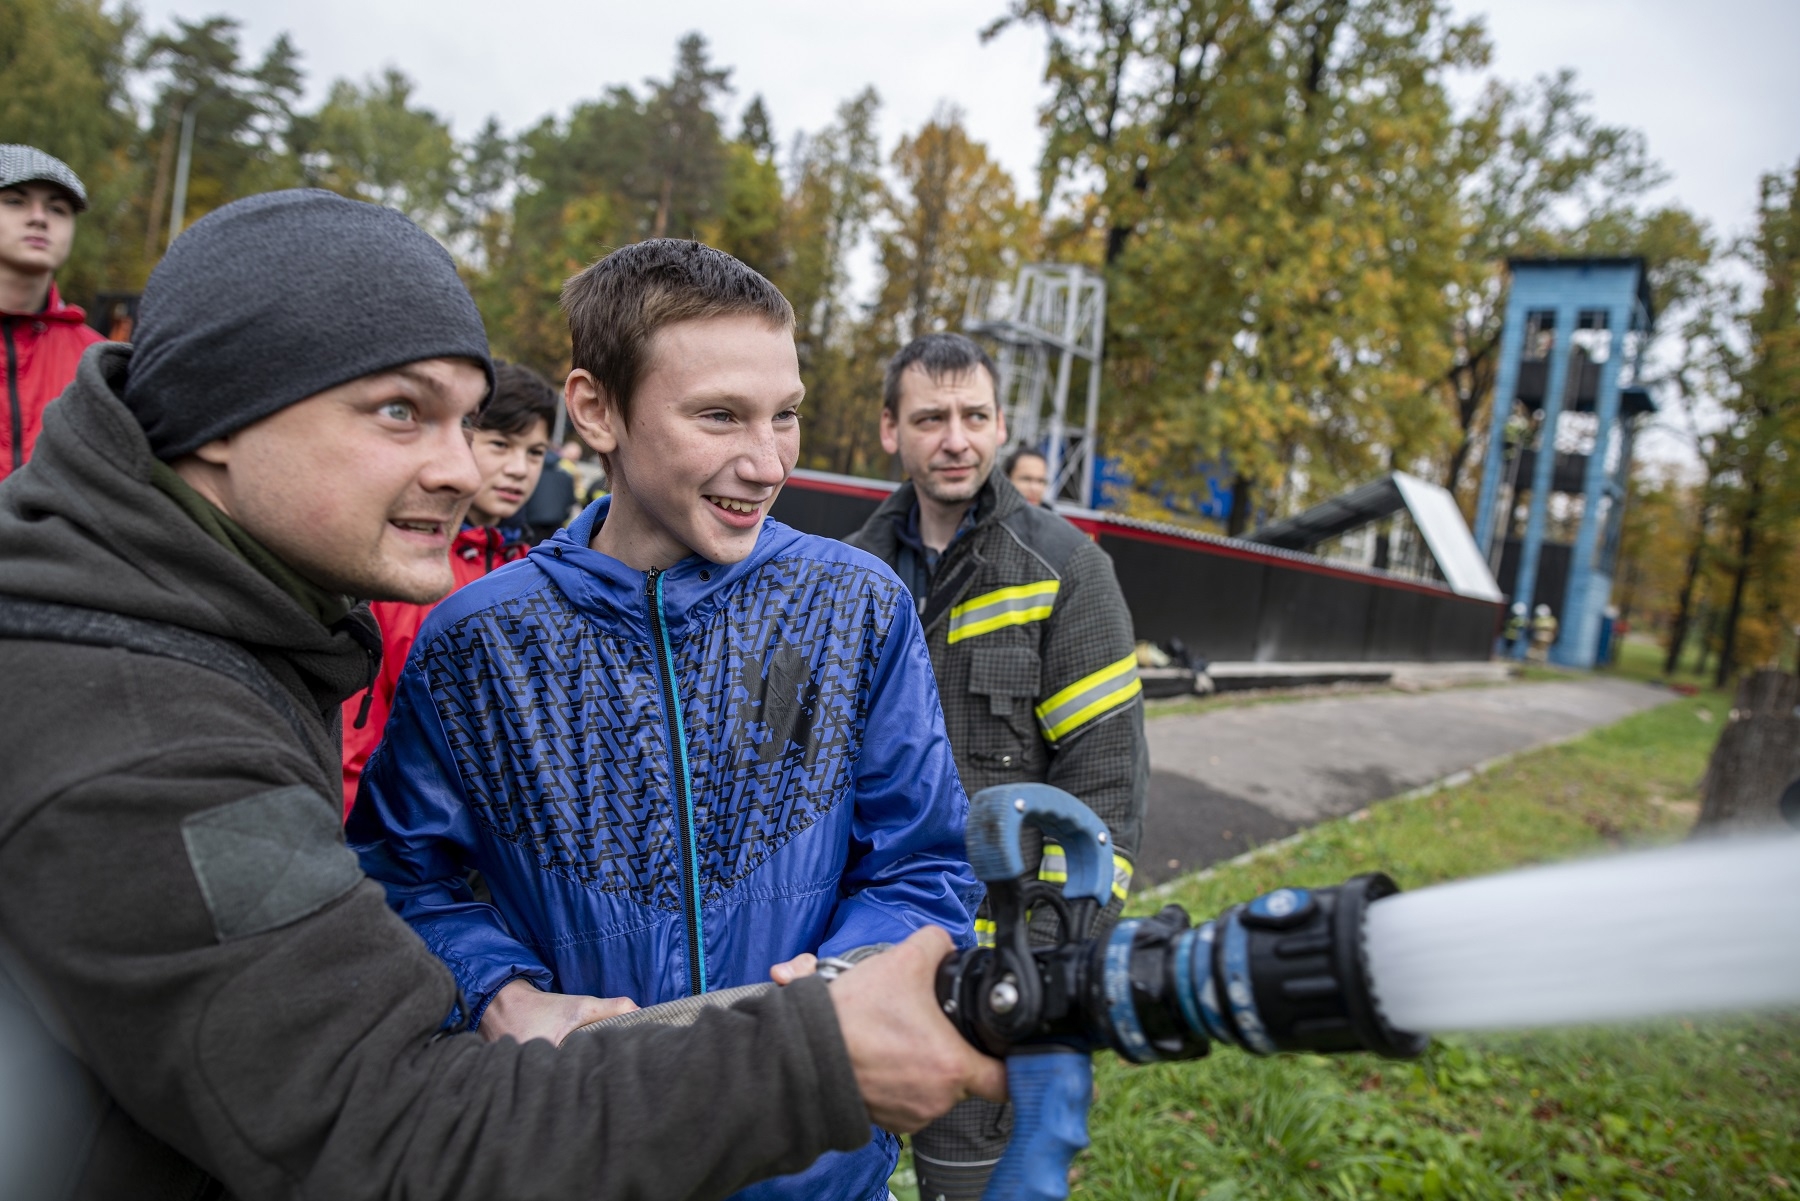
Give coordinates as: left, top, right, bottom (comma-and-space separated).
0, 145, 88, 212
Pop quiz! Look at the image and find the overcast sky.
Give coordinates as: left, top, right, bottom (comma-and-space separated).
136, 0, 1800, 245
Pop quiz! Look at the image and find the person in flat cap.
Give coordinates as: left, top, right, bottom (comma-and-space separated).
0, 188, 1002, 1201
0, 145, 103, 479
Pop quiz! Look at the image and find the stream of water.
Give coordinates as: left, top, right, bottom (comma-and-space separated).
1363, 833, 1800, 1033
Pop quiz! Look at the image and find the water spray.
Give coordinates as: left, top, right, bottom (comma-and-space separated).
1364, 834, 1800, 1033
579, 785, 1800, 1201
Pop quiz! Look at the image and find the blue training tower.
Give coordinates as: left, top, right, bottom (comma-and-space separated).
1470, 258, 1656, 669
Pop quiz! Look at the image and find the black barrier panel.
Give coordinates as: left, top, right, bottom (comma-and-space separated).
1256, 567, 1375, 661
1097, 534, 1263, 661
769, 486, 883, 541
772, 475, 1503, 664
1430, 595, 1502, 660
1364, 588, 1434, 661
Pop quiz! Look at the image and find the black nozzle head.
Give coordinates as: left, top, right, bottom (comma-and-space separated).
1334, 874, 1429, 1060
1170, 873, 1428, 1061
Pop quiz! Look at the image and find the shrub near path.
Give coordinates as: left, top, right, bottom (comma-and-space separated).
1072, 690, 1800, 1200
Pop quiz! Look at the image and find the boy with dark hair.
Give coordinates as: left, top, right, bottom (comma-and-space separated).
1004, 447, 1050, 506
338, 358, 558, 813
350, 240, 979, 1201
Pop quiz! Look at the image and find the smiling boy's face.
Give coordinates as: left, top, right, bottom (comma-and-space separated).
566, 312, 803, 571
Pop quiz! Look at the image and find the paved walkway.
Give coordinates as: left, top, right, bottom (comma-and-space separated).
1138, 678, 1669, 886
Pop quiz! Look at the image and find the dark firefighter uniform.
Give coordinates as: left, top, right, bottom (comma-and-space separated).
847, 471, 1150, 1201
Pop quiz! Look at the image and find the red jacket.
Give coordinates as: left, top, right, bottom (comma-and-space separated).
3, 283, 104, 479
340, 523, 530, 816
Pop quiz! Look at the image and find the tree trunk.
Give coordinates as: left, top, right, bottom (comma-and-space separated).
1693, 607, 1717, 677
1714, 476, 1761, 688
1225, 474, 1253, 538
652, 172, 674, 239
1664, 500, 1709, 677
1695, 669, 1800, 833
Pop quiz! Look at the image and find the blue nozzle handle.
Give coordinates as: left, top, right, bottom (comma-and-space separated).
981, 1047, 1093, 1201
966, 784, 1113, 905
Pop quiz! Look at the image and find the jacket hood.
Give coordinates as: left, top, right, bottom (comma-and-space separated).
0, 341, 373, 705
528, 494, 806, 643
0, 281, 88, 324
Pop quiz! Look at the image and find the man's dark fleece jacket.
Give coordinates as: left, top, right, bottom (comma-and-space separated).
0, 343, 871, 1200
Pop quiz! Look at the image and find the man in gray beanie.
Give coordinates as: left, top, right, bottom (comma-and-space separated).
0, 189, 1001, 1201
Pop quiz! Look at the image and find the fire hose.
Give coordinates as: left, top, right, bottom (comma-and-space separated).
575, 783, 1800, 1201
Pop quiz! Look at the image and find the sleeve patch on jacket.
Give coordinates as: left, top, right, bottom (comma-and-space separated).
947, 580, 1060, 644
181, 785, 363, 942
1034, 654, 1143, 743
1039, 844, 1134, 902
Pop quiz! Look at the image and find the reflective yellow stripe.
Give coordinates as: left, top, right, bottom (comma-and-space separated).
1034, 655, 1143, 743
1038, 843, 1133, 902
974, 917, 996, 948
947, 580, 1061, 644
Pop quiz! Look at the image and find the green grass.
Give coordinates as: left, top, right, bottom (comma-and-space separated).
897, 686, 1800, 1200
1602, 636, 1715, 693
1516, 634, 1711, 693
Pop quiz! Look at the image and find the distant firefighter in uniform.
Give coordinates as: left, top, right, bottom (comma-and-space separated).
1529, 603, 1559, 663
1503, 601, 1527, 657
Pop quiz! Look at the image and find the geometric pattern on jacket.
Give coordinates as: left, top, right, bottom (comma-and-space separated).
427, 558, 900, 911
353, 501, 978, 1201
352, 502, 978, 1201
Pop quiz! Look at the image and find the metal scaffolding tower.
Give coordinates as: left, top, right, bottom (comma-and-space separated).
964, 264, 1106, 506
1470, 257, 1656, 668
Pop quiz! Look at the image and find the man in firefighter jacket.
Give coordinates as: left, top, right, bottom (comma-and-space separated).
846, 332, 1149, 1201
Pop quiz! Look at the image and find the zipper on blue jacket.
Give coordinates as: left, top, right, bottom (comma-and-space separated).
647, 567, 708, 995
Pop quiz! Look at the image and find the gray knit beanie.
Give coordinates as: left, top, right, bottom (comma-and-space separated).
124, 189, 494, 459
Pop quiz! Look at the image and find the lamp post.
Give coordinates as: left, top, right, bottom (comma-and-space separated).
167, 89, 216, 247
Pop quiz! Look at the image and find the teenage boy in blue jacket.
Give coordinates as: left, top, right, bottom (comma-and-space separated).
348, 240, 980, 1201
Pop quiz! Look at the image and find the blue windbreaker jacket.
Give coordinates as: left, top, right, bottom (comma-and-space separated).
349, 498, 979, 1201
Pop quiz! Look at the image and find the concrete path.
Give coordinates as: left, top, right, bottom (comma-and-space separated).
1138, 678, 1669, 886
